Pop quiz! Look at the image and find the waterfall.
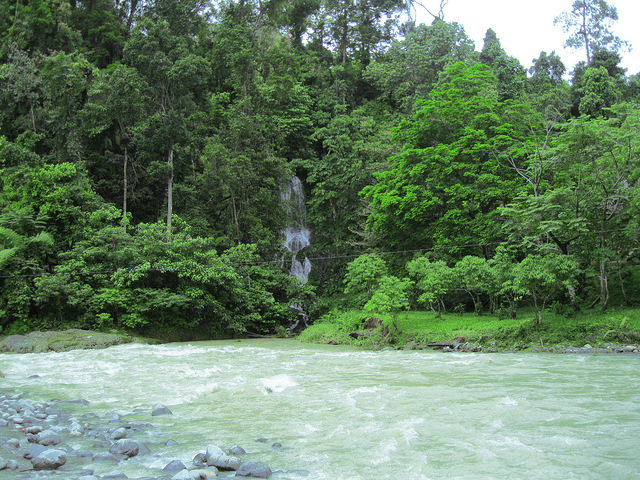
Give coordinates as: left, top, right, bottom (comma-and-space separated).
281, 176, 311, 284
281, 176, 311, 331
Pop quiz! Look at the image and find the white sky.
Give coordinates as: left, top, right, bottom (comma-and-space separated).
415, 0, 640, 77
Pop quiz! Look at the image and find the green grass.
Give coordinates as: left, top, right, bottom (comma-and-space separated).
298, 306, 640, 351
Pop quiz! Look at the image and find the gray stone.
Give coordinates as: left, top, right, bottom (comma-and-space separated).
110, 427, 128, 440
68, 422, 85, 436
23, 444, 47, 459
163, 459, 187, 474
151, 403, 173, 416
103, 471, 129, 479
207, 453, 242, 470
109, 439, 140, 457
31, 449, 67, 470
172, 470, 200, 480
229, 446, 246, 455
92, 452, 119, 462
235, 461, 272, 478
35, 429, 62, 446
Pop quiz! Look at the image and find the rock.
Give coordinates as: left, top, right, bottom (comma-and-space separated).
23, 444, 47, 459
235, 461, 272, 478
172, 470, 208, 480
110, 427, 128, 440
152, 403, 173, 416
205, 445, 226, 458
92, 452, 120, 462
166, 438, 179, 446
228, 446, 246, 455
68, 422, 85, 436
109, 439, 140, 457
164, 459, 188, 474
0, 457, 6, 470
34, 429, 62, 446
271, 443, 282, 449
193, 468, 219, 478
103, 471, 129, 478
31, 449, 67, 470
403, 341, 417, 350
207, 453, 243, 471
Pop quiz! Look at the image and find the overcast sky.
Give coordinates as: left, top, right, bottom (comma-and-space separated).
414, 0, 640, 77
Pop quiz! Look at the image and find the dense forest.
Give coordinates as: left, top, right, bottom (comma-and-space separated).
0, 0, 638, 338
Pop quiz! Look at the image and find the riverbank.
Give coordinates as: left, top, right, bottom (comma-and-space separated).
297, 306, 640, 353
0, 387, 274, 479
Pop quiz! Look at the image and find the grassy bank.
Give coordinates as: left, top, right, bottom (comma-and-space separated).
297, 307, 640, 351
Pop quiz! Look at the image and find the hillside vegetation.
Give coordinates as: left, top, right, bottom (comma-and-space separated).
0, 0, 639, 341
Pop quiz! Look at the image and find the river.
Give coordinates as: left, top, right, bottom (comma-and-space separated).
1, 339, 639, 479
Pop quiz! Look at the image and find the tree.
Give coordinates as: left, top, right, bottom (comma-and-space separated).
124, 17, 210, 239
554, 0, 630, 64
364, 275, 412, 324
343, 253, 387, 306
364, 20, 475, 113
507, 254, 579, 323
81, 64, 149, 220
364, 62, 523, 257
453, 255, 493, 315
406, 256, 453, 317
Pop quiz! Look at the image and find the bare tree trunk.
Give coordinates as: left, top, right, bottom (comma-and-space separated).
123, 145, 128, 221
166, 143, 174, 241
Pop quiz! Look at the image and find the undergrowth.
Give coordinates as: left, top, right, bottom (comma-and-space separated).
298, 306, 640, 350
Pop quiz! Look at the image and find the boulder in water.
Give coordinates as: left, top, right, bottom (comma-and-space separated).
152, 403, 173, 416
31, 449, 67, 470
164, 459, 187, 473
235, 461, 272, 478
109, 438, 140, 457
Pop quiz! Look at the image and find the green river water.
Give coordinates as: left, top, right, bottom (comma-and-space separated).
1, 339, 638, 479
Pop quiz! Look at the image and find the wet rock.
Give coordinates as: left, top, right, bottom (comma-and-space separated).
164, 459, 187, 474
110, 427, 128, 440
31, 448, 67, 470
166, 438, 179, 446
152, 403, 173, 416
205, 445, 242, 471
235, 461, 272, 478
172, 470, 208, 480
228, 446, 246, 455
109, 439, 140, 457
103, 471, 129, 478
92, 451, 120, 462
23, 443, 47, 459
33, 429, 62, 446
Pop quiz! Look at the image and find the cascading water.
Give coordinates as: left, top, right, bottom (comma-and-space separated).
280, 176, 312, 330
281, 176, 312, 283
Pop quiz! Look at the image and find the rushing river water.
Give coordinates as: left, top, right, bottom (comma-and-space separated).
1, 339, 639, 479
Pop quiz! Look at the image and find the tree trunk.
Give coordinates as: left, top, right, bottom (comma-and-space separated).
166, 143, 174, 241
123, 145, 128, 221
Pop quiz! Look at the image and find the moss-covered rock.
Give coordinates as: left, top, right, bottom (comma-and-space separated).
0, 329, 133, 353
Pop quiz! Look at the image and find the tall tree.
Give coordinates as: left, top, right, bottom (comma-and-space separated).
363, 62, 524, 257
554, 0, 630, 64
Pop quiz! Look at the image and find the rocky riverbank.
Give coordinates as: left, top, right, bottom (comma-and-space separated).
0, 389, 275, 479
